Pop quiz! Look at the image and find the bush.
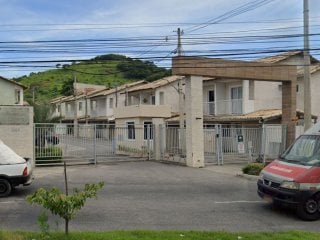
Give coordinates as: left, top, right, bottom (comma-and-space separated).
35, 146, 63, 164
242, 163, 265, 176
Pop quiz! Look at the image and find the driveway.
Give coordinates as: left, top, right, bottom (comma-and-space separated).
0, 161, 319, 232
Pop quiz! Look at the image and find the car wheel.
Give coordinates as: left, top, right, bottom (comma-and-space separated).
296, 195, 320, 221
0, 179, 12, 197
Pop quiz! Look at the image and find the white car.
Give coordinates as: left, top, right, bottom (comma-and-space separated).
0, 140, 33, 197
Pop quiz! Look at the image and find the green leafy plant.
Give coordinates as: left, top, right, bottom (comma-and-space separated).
27, 182, 104, 234
242, 162, 265, 176
37, 210, 50, 239
35, 146, 63, 164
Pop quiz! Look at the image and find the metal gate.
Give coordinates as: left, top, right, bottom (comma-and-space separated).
204, 124, 287, 165
34, 123, 154, 166
162, 126, 186, 164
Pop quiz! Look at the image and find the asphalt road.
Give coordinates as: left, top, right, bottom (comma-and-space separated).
0, 161, 319, 232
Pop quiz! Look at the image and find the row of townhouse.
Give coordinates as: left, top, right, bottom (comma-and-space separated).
52, 51, 320, 129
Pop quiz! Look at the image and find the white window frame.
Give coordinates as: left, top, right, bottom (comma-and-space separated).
109, 97, 114, 109
126, 121, 135, 140
143, 121, 153, 140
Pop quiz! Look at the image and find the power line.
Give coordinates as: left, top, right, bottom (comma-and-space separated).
185, 0, 276, 33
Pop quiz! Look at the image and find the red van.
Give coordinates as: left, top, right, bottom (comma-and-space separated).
257, 124, 320, 220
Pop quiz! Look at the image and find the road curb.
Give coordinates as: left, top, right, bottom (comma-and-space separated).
236, 173, 259, 181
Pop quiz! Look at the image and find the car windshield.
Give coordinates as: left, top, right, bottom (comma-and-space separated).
280, 135, 320, 166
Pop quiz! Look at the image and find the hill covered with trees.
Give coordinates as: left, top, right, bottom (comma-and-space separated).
15, 54, 171, 103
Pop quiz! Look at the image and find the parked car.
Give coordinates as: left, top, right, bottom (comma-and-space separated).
257, 122, 320, 220
0, 140, 33, 197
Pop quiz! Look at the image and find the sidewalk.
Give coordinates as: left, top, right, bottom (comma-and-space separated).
204, 163, 259, 181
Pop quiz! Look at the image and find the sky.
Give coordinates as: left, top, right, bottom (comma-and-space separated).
0, 0, 319, 78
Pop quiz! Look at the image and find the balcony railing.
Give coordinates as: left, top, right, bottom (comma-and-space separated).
203, 99, 243, 115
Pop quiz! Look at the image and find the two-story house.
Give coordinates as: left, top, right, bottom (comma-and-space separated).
197, 51, 320, 126
0, 76, 34, 164
51, 83, 107, 123
0, 76, 26, 105
88, 80, 146, 123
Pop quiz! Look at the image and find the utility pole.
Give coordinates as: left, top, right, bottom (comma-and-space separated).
85, 89, 88, 124
176, 28, 184, 56
59, 97, 62, 124
115, 85, 118, 108
73, 75, 78, 136
176, 28, 185, 152
304, 0, 311, 130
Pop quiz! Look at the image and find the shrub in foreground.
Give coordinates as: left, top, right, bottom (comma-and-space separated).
242, 162, 265, 175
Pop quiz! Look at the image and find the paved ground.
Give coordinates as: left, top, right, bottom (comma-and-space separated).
0, 161, 319, 232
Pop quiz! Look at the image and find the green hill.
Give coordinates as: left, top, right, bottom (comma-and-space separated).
15, 54, 171, 103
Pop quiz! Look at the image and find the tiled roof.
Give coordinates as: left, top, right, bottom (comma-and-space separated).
256, 51, 318, 64
0, 76, 27, 89
88, 80, 146, 97
297, 63, 320, 77
256, 51, 302, 64
166, 109, 317, 123
203, 109, 317, 122
127, 76, 185, 93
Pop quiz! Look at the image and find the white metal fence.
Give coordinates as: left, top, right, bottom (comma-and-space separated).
35, 123, 288, 166
162, 124, 287, 165
34, 123, 154, 166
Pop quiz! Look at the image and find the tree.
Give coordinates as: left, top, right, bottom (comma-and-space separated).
60, 78, 74, 96
116, 58, 170, 81
33, 103, 60, 123
27, 182, 104, 234
27, 162, 104, 235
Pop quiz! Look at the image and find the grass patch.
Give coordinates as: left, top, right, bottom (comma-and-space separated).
0, 231, 319, 240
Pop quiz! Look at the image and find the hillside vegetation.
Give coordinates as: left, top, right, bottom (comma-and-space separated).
15, 54, 170, 103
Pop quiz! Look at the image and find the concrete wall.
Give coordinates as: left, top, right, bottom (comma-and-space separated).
52, 101, 66, 119
242, 80, 254, 114
0, 106, 34, 164
254, 81, 282, 111
115, 118, 153, 156
115, 105, 171, 119
0, 80, 24, 105
155, 80, 184, 113
310, 71, 320, 117
254, 56, 305, 113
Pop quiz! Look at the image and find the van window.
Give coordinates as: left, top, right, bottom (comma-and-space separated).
281, 135, 320, 166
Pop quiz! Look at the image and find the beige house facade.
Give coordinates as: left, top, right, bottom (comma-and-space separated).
0, 76, 34, 165
0, 76, 25, 105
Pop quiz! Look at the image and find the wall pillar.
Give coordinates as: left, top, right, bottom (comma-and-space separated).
152, 118, 165, 161
185, 76, 204, 167
282, 80, 297, 147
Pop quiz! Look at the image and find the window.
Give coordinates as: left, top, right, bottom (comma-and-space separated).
91, 101, 97, 110
296, 84, 299, 92
144, 121, 153, 140
109, 98, 114, 109
78, 102, 83, 111
231, 86, 242, 114
127, 122, 135, 140
151, 95, 156, 105
208, 90, 215, 115
57, 105, 61, 113
15, 89, 21, 104
249, 80, 254, 100
208, 90, 215, 102
159, 92, 164, 105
